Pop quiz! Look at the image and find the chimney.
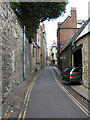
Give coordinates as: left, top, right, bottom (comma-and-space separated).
71, 7, 77, 28
71, 7, 77, 19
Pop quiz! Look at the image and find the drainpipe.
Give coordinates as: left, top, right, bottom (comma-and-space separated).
36, 34, 37, 71
46, 41, 47, 66
23, 25, 26, 80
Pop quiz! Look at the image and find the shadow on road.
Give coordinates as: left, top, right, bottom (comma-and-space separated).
62, 81, 82, 86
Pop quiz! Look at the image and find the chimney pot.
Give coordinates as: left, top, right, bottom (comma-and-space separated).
71, 7, 76, 11
71, 7, 77, 19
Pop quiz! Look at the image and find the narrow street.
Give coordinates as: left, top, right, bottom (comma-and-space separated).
1, 1, 90, 120
16, 67, 89, 119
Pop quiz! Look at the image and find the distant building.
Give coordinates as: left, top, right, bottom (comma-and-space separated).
47, 46, 51, 57
36, 25, 42, 70
40, 23, 47, 68
57, 7, 79, 69
51, 41, 57, 66
30, 24, 47, 72
30, 41, 37, 73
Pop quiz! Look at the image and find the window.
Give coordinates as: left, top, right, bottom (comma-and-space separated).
73, 68, 80, 72
64, 68, 72, 72
37, 48, 39, 57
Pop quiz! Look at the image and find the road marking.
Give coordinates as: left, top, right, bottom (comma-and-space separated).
22, 81, 35, 119
57, 82, 90, 117
52, 68, 90, 118
18, 85, 31, 119
3, 69, 43, 119
18, 70, 43, 119
18, 81, 34, 120
56, 80, 90, 114
24, 84, 32, 104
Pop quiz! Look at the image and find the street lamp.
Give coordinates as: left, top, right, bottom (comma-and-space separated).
60, 42, 63, 72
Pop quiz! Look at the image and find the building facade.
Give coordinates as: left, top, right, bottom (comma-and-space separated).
40, 24, 47, 68
0, 2, 47, 101
51, 41, 57, 66
61, 18, 90, 88
57, 7, 79, 69
30, 41, 37, 73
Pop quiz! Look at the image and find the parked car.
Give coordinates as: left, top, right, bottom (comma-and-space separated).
62, 67, 81, 83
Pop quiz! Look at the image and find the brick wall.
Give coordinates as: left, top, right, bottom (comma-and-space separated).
57, 8, 78, 69
60, 7, 78, 48
60, 28, 78, 48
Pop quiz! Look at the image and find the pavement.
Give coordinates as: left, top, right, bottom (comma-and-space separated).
2, 69, 42, 118
53, 66, 90, 102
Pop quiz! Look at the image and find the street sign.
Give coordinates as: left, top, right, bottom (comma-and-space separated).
60, 56, 66, 59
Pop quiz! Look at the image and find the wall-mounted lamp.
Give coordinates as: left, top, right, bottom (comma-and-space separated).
60, 42, 64, 48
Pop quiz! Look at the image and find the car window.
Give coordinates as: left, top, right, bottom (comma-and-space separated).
64, 68, 72, 72
73, 68, 80, 72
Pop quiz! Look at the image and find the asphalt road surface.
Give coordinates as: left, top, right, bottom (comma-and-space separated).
18, 67, 89, 119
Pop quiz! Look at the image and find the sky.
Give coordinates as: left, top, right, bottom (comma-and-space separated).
42, 0, 90, 48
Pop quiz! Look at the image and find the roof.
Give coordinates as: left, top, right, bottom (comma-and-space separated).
59, 16, 71, 27
77, 19, 86, 24
52, 43, 57, 47
75, 21, 90, 42
62, 17, 90, 53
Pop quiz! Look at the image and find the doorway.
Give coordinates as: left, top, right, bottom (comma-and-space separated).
73, 47, 82, 83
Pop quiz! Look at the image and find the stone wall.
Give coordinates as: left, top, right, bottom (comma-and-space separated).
25, 38, 31, 81
72, 33, 90, 88
61, 47, 71, 72
61, 33, 90, 88
88, 33, 90, 88
81, 36, 88, 88
0, 2, 31, 99
0, 3, 2, 117
30, 43, 37, 73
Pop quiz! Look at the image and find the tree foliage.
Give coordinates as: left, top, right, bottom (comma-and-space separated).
47, 56, 51, 61
10, 2, 68, 42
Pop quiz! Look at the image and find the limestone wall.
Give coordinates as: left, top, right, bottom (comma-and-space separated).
88, 33, 90, 88
30, 43, 37, 73
0, 2, 31, 99
61, 33, 90, 88
75, 34, 90, 88
61, 47, 71, 72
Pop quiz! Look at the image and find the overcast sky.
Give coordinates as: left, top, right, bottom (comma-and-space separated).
42, 0, 90, 48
